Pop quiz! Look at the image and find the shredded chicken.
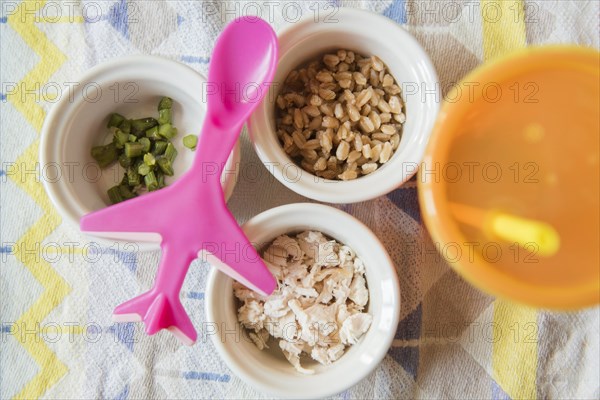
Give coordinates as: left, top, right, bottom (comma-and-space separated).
234, 231, 371, 374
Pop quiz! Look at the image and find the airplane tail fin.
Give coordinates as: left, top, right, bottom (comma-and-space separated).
113, 290, 197, 346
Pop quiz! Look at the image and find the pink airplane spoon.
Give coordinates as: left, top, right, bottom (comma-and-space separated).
80, 17, 278, 345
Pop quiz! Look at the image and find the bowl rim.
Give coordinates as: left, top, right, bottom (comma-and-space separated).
418, 45, 600, 310
39, 55, 240, 251
204, 202, 401, 398
248, 8, 440, 204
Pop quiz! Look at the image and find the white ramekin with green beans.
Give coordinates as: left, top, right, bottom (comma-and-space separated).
40, 55, 240, 251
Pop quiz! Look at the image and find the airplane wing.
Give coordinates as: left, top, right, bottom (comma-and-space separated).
80, 186, 172, 240
200, 206, 277, 296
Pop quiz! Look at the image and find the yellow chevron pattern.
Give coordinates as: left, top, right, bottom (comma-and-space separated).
481, 0, 527, 61
7, 1, 70, 398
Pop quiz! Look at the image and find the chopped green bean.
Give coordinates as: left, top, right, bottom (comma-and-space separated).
118, 184, 136, 200
118, 154, 132, 168
119, 119, 131, 134
127, 167, 140, 186
128, 134, 137, 142
145, 126, 160, 140
138, 162, 152, 176
158, 96, 173, 110
158, 108, 172, 125
139, 137, 151, 153
145, 171, 159, 191
164, 142, 177, 162
152, 141, 168, 155
113, 129, 129, 149
124, 142, 144, 158
131, 118, 158, 137
107, 185, 124, 204
183, 134, 198, 150
158, 123, 177, 139
107, 113, 125, 128
157, 171, 166, 188
157, 156, 174, 176
91, 143, 118, 168
143, 153, 156, 166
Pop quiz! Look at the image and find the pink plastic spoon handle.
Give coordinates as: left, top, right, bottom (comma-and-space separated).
80, 17, 279, 345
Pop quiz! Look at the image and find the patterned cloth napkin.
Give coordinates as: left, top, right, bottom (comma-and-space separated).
1, 1, 598, 399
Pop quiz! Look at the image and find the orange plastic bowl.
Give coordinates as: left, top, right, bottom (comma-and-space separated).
418, 46, 600, 309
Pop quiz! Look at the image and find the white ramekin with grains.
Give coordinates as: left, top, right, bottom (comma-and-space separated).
248, 8, 439, 203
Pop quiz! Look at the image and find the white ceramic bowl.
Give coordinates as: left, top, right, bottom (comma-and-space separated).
40, 55, 240, 251
249, 8, 439, 203
205, 203, 400, 399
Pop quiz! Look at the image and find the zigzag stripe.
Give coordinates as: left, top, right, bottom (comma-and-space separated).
7, 1, 70, 398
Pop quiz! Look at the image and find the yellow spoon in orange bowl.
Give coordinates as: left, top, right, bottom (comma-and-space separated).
449, 202, 560, 258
